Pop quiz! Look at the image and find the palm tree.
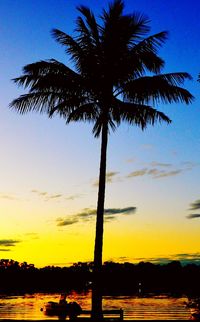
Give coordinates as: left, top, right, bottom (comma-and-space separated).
10, 0, 193, 319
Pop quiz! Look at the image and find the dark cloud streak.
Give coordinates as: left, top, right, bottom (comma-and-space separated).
56, 206, 137, 227
0, 239, 21, 247
189, 199, 200, 211
186, 214, 200, 219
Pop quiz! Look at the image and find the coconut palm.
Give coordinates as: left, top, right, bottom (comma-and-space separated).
10, 0, 193, 319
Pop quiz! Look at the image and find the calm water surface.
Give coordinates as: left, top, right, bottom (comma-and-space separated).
0, 291, 191, 320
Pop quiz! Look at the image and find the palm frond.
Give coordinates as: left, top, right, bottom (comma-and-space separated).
76, 5, 100, 45
66, 103, 99, 123
157, 72, 192, 85
133, 31, 168, 54
49, 96, 91, 118
127, 32, 168, 74
101, 0, 124, 21
112, 99, 171, 130
9, 92, 62, 115
92, 113, 116, 137
123, 73, 194, 105
127, 12, 150, 39
12, 60, 81, 91
102, 4, 150, 50
51, 29, 85, 72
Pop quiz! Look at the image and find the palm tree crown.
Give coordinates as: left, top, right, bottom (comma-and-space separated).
10, 0, 194, 319
10, 0, 193, 134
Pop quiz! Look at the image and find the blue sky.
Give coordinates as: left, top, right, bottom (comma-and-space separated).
0, 0, 199, 267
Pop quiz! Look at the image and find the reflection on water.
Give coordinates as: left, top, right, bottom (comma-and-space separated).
0, 291, 191, 320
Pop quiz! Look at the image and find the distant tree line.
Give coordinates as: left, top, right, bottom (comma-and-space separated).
0, 259, 200, 296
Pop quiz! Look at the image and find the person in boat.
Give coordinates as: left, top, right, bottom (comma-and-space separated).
59, 294, 82, 320
59, 293, 67, 305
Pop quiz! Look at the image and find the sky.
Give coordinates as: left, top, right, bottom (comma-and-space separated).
0, 0, 200, 268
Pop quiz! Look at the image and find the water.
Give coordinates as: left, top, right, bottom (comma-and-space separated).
0, 291, 191, 320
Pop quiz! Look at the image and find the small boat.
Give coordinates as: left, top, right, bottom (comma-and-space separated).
185, 298, 200, 320
190, 308, 200, 320
42, 300, 82, 319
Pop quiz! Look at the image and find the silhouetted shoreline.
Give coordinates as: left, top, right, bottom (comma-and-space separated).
0, 259, 200, 297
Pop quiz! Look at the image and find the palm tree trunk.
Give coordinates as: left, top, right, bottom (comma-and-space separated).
91, 121, 108, 320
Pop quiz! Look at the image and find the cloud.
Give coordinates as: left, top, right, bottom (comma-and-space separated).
186, 214, 200, 219
126, 159, 197, 181
171, 253, 200, 265
106, 172, 119, 183
186, 199, 200, 219
104, 207, 136, 215
118, 253, 200, 265
48, 194, 62, 200
31, 189, 81, 202
31, 190, 62, 201
189, 199, 200, 210
0, 249, 11, 252
127, 169, 148, 178
126, 158, 136, 163
181, 161, 199, 169
0, 239, 21, 247
127, 168, 182, 179
77, 207, 136, 219
150, 162, 172, 168
56, 206, 137, 227
75, 208, 96, 218
31, 190, 48, 196
93, 171, 119, 187
56, 218, 79, 227
154, 169, 182, 178
0, 193, 18, 200
24, 233, 39, 239
65, 194, 82, 201
104, 216, 116, 222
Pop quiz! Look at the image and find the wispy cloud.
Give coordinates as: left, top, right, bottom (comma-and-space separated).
0, 193, 18, 200
126, 159, 198, 181
56, 217, 79, 227
56, 206, 137, 227
31, 190, 48, 197
0, 239, 21, 247
186, 198, 200, 219
93, 171, 119, 187
31, 190, 81, 202
127, 168, 182, 179
150, 162, 172, 168
189, 199, 200, 210
117, 253, 200, 265
186, 214, 200, 219
154, 169, 182, 178
31, 190, 62, 201
126, 158, 136, 163
65, 194, 82, 201
106, 172, 119, 183
104, 207, 136, 215
181, 161, 199, 169
24, 233, 39, 240
127, 169, 147, 178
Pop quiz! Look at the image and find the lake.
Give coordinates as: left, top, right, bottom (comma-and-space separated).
0, 291, 191, 320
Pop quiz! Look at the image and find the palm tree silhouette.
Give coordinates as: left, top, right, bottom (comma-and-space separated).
10, 0, 193, 319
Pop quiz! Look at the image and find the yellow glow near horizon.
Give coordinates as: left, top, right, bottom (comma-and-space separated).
2, 204, 200, 268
